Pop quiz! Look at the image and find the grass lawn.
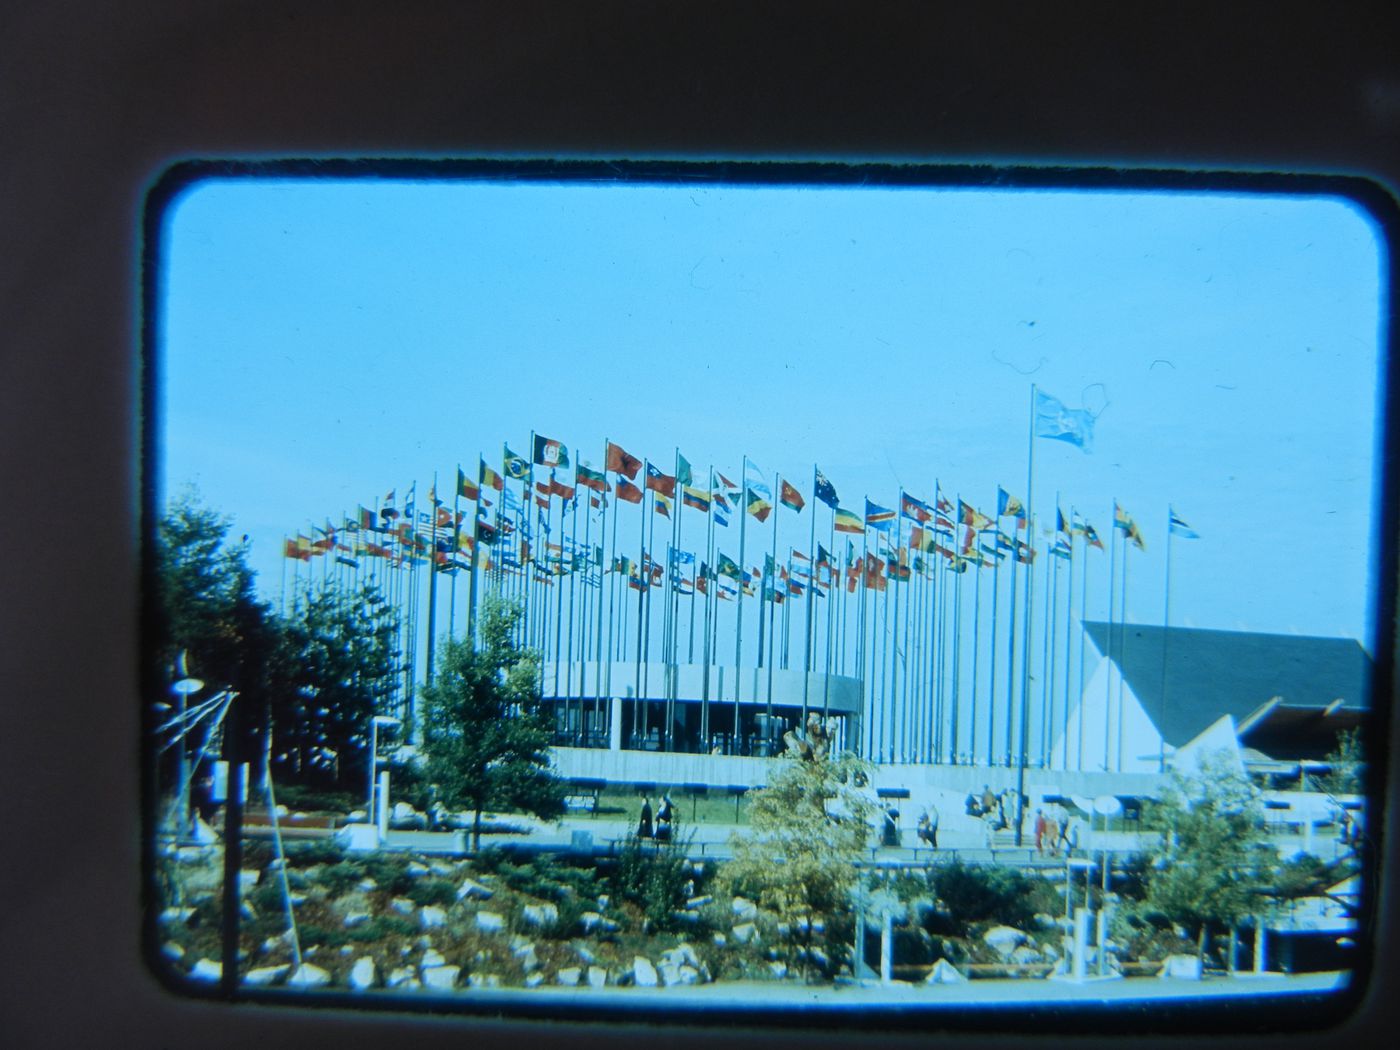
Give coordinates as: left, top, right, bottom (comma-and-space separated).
586, 787, 752, 826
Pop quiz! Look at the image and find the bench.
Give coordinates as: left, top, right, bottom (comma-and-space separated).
564, 793, 598, 814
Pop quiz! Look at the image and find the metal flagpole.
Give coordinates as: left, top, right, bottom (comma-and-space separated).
1105, 504, 1118, 772
734, 457, 749, 755
987, 516, 1001, 768
1077, 517, 1089, 771
1015, 384, 1037, 845
1158, 509, 1174, 773
857, 499, 870, 759
803, 465, 818, 726
1117, 526, 1131, 772
969, 519, 983, 765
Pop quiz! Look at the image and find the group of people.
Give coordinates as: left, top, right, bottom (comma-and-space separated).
1032, 806, 1078, 857
637, 795, 674, 842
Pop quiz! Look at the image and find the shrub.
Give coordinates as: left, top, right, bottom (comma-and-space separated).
609, 831, 693, 932
318, 859, 371, 898
406, 878, 457, 908
928, 860, 1045, 933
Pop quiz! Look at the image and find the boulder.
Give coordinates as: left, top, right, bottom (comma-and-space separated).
476, 911, 506, 933
557, 967, 582, 987
419, 906, 447, 929
524, 972, 545, 988
522, 903, 559, 928
587, 966, 607, 989
422, 965, 461, 990
578, 911, 617, 933
390, 897, 416, 916
421, 949, 446, 968
768, 961, 789, 979
1160, 954, 1203, 980
189, 959, 222, 982
238, 870, 259, 894
926, 959, 967, 984
731, 897, 759, 922
731, 922, 759, 945
386, 966, 417, 988
595, 895, 610, 911
632, 956, 659, 988
343, 912, 370, 928
285, 963, 331, 989
512, 943, 539, 972
243, 965, 288, 987
429, 862, 456, 877
572, 943, 596, 965
1009, 945, 1042, 965
686, 895, 713, 910
457, 878, 494, 902
405, 861, 430, 878
356, 877, 377, 892
982, 925, 1027, 959
663, 943, 702, 970
160, 907, 195, 926
468, 973, 501, 989
712, 933, 728, 947
657, 960, 681, 987
349, 957, 377, 990
160, 942, 184, 961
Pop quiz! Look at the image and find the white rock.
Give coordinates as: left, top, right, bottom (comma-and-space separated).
731, 897, 758, 921
573, 943, 596, 965
457, 877, 494, 901
982, 925, 1027, 958
286, 963, 331, 988
595, 895, 610, 910
731, 922, 759, 944
421, 949, 446, 968
390, 897, 416, 915
238, 870, 260, 894
513, 943, 539, 972
356, 877, 376, 892
349, 957, 377, 990
712, 933, 727, 947
386, 966, 417, 988
429, 862, 455, 877
524, 972, 545, 988
926, 959, 967, 984
1160, 954, 1203, 980
587, 966, 607, 988
343, 912, 370, 928
522, 903, 559, 928
686, 895, 713, 910
406, 861, 430, 877
161, 942, 184, 961
768, 961, 788, 979
632, 956, 658, 988
419, 906, 447, 929
676, 965, 700, 985
243, 965, 288, 987
189, 958, 221, 982
422, 965, 461, 990
1009, 944, 1042, 965
557, 967, 582, 986
160, 907, 195, 926
658, 960, 682, 986
347, 809, 368, 822
469, 973, 501, 989
476, 911, 505, 933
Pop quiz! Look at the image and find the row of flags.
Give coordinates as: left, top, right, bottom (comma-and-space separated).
284, 426, 1199, 582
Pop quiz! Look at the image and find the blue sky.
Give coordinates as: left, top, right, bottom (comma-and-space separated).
157, 174, 1386, 646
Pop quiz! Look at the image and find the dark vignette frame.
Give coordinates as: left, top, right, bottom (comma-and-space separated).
138, 156, 1399, 1037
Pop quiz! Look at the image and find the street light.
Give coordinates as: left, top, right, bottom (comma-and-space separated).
170, 651, 204, 841
367, 715, 402, 826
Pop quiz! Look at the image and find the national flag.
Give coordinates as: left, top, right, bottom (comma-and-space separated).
1016, 540, 1037, 564
714, 471, 740, 497
682, 485, 710, 512
436, 506, 460, 529
816, 544, 834, 567
669, 546, 695, 568
714, 506, 730, 528
744, 461, 772, 500
713, 489, 732, 513
676, 453, 693, 488
576, 461, 609, 493
1168, 508, 1200, 539
611, 555, 634, 576
995, 530, 1017, 553
645, 462, 676, 498
654, 493, 672, 518
616, 478, 644, 504
901, 492, 933, 524
865, 499, 896, 533
1081, 521, 1105, 551
997, 486, 1026, 522
605, 441, 642, 480
403, 483, 417, 519
480, 460, 504, 492
959, 499, 994, 531
716, 553, 742, 580
1056, 507, 1070, 539
957, 523, 977, 555
455, 467, 480, 502
746, 488, 772, 523
1114, 502, 1147, 548
475, 518, 498, 545
364, 540, 393, 559
779, 478, 805, 513
979, 543, 1005, 563
358, 505, 377, 530
933, 513, 955, 535
283, 537, 311, 561
1033, 388, 1095, 451
1050, 538, 1072, 560
380, 489, 399, 520
533, 434, 570, 469
504, 446, 530, 479
834, 507, 863, 534
935, 488, 953, 516
813, 467, 839, 509
909, 526, 934, 553
864, 553, 887, 591
589, 493, 606, 510
717, 581, 737, 601
550, 477, 576, 501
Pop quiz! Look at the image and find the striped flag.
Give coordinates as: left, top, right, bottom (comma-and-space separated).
901, 492, 933, 524
779, 479, 805, 513
864, 499, 896, 533
834, 507, 863, 534
1168, 507, 1200, 539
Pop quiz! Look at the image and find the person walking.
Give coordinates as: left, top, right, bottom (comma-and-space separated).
1034, 809, 1048, 855
656, 796, 674, 842
638, 796, 654, 840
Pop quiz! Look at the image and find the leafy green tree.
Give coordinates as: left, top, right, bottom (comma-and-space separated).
154, 487, 278, 794
270, 579, 400, 792
1143, 751, 1277, 965
419, 597, 565, 849
719, 740, 875, 978
1319, 726, 1363, 797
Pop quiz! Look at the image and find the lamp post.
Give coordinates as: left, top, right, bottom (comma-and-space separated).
367, 715, 402, 826
170, 651, 204, 841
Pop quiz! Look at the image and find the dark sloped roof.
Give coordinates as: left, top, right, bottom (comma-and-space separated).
1082, 622, 1371, 750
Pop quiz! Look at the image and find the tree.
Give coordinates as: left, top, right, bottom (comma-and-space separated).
419, 597, 565, 849
719, 724, 875, 978
1319, 726, 1363, 798
1143, 750, 1277, 966
154, 487, 278, 798
270, 579, 400, 792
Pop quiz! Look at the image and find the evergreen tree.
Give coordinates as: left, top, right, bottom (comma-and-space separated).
420, 597, 565, 849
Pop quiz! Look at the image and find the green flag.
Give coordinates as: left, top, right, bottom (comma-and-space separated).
676, 452, 693, 488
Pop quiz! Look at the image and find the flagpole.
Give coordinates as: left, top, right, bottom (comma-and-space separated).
764, 471, 779, 745
1117, 523, 1131, 772
1077, 517, 1089, 771
823, 513, 835, 720
1105, 503, 1118, 771
987, 514, 1001, 769
969, 517, 982, 765
1159, 509, 1173, 774
889, 492, 904, 762
735, 456, 749, 756
1042, 514, 1057, 767
858, 497, 870, 760
803, 465, 818, 726
1059, 509, 1075, 769
596, 442, 610, 715
701, 465, 715, 748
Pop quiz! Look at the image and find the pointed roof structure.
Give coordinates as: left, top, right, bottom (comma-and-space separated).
1083, 622, 1371, 759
